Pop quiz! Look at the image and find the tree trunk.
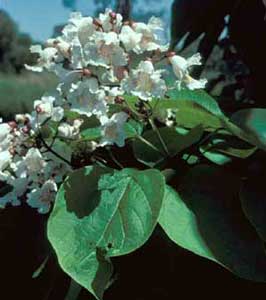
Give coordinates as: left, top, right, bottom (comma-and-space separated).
116, 0, 131, 21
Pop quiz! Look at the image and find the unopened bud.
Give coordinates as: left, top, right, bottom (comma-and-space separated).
35, 105, 43, 114
22, 126, 30, 134
166, 51, 176, 58
123, 107, 132, 116
82, 68, 92, 77
123, 20, 134, 27
115, 96, 124, 104
8, 121, 17, 129
109, 11, 117, 19
9, 147, 16, 156
93, 18, 102, 27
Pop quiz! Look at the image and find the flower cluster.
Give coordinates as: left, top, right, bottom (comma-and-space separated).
0, 100, 71, 213
0, 9, 207, 213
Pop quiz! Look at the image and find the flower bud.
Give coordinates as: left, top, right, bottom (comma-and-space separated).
114, 96, 124, 104
93, 18, 102, 27
9, 147, 16, 156
82, 68, 92, 77
8, 121, 17, 130
35, 105, 43, 114
22, 126, 30, 134
109, 11, 117, 19
166, 51, 176, 58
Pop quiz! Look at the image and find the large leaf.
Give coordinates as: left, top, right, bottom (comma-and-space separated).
159, 185, 217, 262
178, 165, 266, 282
153, 91, 225, 130
124, 92, 226, 130
231, 108, 266, 150
133, 126, 203, 167
240, 177, 266, 243
199, 134, 256, 165
48, 166, 165, 299
166, 88, 223, 117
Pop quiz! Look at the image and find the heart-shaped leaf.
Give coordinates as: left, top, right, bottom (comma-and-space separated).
48, 166, 165, 299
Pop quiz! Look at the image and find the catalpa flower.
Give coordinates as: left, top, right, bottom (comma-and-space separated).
99, 9, 123, 33
119, 25, 143, 53
84, 31, 128, 68
68, 78, 107, 118
63, 12, 96, 46
0, 150, 12, 172
122, 60, 166, 101
100, 112, 129, 147
33, 95, 64, 127
27, 179, 58, 214
24, 148, 47, 175
25, 45, 58, 72
132, 17, 168, 53
58, 119, 83, 139
168, 52, 207, 90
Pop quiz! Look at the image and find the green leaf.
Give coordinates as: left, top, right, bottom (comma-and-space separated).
124, 119, 143, 138
166, 88, 223, 117
200, 148, 231, 165
80, 127, 102, 141
133, 126, 203, 167
47, 139, 72, 163
48, 166, 165, 299
178, 165, 266, 282
155, 99, 224, 130
199, 134, 256, 164
159, 186, 217, 262
240, 177, 266, 243
124, 93, 226, 130
231, 109, 266, 150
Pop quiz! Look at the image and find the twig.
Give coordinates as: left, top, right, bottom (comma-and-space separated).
39, 134, 72, 166
149, 118, 170, 156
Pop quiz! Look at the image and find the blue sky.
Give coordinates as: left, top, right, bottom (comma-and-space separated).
0, 0, 97, 41
0, 0, 171, 41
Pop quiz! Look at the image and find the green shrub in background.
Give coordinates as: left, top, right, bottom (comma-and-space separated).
0, 71, 58, 120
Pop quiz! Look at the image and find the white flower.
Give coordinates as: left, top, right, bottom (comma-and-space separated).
133, 17, 167, 53
104, 86, 124, 103
58, 119, 83, 139
0, 150, 12, 171
68, 78, 107, 118
24, 148, 47, 174
0, 123, 12, 152
169, 53, 207, 90
0, 177, 29, 207
46, 37, 71, 60
100, 112, 128, 147
184, 76, 208, 90
84, 32, 128, 68
0, 123, 11, 142
119, 25, 142, 53
63, 12, 96, 45
99, 9, 123, 33
33, 95, 64, 125
25, 45, 57, 72
122, 60, 166, 101
27, 179, 57, 214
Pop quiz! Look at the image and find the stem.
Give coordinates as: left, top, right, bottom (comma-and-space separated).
64, 279, 82, 300
108, 148, 124, 169
149, 118, 170, 156
137, 135, 165, 156
39, 135, 72, 166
